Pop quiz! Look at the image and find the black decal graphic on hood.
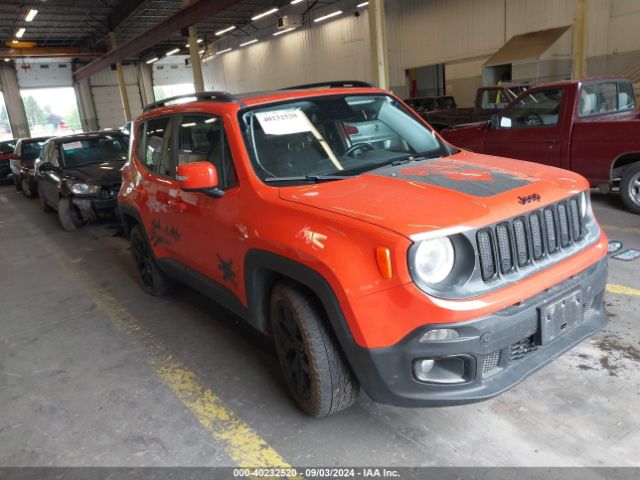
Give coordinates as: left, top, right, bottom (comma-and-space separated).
372, 159, 536, 197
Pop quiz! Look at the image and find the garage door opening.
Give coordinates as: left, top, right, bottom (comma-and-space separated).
0, 93, 13, 141
20, 87, 81, 137
153, 83, 195, 101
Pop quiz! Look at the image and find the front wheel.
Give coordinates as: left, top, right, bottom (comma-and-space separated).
129, 225, 175, 296
620, 163, 640, 214
58, 197, 87, 231
22, 176, 37, 198
270, 284, 359, 417
39, 187, 54, 213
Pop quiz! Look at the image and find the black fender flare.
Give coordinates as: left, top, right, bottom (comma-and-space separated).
243, 248, 393, 397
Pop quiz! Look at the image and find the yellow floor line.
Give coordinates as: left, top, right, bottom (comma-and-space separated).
42, 239, 298, 473
601, 224, 640, 235
606, 283, 640, 296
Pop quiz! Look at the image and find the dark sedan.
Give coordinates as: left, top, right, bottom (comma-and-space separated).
10, 136, 51, 196
35, 132, 129, 231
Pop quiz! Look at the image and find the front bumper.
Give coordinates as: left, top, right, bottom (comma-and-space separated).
350, 256, 608, 407
71, 195, 118, 219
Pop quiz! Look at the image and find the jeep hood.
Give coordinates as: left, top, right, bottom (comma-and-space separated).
278, 151, 588, 239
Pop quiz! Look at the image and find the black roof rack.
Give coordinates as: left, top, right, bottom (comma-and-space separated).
281, 80, 375, 90
143, 91, 235, 112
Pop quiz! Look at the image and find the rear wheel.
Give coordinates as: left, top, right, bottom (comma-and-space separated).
58, 197, 87, 231
620, 163, 640, 214
270, 283, 359, 417
130, 224, 174, 296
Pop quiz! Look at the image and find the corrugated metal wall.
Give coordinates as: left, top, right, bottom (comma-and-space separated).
202, 10, 372, 93
198, 0, 640, 104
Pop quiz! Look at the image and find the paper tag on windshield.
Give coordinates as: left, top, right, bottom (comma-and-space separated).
255, 109, 312, 136
62, 141, 83, 150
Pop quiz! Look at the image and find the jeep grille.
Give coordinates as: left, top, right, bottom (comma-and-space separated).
477, 196, 585, 282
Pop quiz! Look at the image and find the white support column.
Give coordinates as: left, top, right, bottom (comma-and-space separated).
138, 62, 155, 106
74, 77, 99, 131
110, 32, 132, 122
0, 63, 30, 138
572, 0, 587, 80
188, 25, 204, 93
368, 0, 390, 90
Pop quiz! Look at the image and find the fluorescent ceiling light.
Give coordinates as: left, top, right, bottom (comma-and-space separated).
25, 9, 38, 21
204, 118, 217, 123
251, 8, 278, 21
146, 57, 159, 64
290, 0, 304, 3
357, 1, 369, 6
185, 39, 203, 47
181, 122, 197, 128
4, 58, 10, 62
199, 49, 205, 54
273, 27, 296, 36
216, 48, 232, 54
166, 48, 180, 56
11, 40, 18, 44
314, 10, 342, 22
215, 26, 235, 36
16, 28, 26, 38
240, 39, 258, 47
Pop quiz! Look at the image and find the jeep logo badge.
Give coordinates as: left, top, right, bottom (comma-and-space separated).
518, 193, 541, 205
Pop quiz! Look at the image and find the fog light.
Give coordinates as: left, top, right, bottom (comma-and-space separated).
412, 356, 470, 384
414, 359, 435, 377
420, 328, 459, 342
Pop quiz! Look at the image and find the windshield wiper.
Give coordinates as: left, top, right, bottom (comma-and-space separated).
264, 173, 352, 183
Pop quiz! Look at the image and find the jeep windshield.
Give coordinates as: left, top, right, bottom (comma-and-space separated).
240, 94, 452, 184
59, 135, 129, 168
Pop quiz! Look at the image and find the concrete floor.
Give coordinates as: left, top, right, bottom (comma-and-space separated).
1, 183, 639, 468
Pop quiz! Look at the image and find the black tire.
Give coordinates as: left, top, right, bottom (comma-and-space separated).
620, 162, 640, 214
58, 197, 87, 231
129, 224, 175, 296
270, 283, 359, 417
14, 174, 22, 191
39, 188, 54, 213
22, 176, 37, 198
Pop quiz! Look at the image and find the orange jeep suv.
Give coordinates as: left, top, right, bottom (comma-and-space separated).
118, 82, 608, 417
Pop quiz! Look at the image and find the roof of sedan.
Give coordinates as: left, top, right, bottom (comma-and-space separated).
49, 131, 128, 144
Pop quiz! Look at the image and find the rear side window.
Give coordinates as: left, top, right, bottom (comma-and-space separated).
177, 114, 237, 188
137, 116, 174, 176
578, 81, 637, 117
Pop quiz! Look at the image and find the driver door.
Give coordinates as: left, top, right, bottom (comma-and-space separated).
483, 87, 566, 167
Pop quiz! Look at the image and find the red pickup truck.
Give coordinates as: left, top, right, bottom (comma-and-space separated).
441, 78, 640, 213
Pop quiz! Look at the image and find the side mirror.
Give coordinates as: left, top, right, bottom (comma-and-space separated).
176, 161, 223, 197
499, 116, 512, 128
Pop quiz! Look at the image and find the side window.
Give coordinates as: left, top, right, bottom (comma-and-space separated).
139, 116, 173, 175
499, 88, 564, 128
579, 81, 637, 117
177, 114, 237, 188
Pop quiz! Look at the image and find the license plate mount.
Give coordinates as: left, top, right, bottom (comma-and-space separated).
539, 290, 583, 345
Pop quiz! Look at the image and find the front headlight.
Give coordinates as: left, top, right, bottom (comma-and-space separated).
580, 190, 588, 218
413, 237, 455, 285
70, 183, 99, 195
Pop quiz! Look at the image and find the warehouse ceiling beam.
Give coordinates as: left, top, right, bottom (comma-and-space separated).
108, 0, 148, 31
74, 0, 243, 81
0, 48, 101, 58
